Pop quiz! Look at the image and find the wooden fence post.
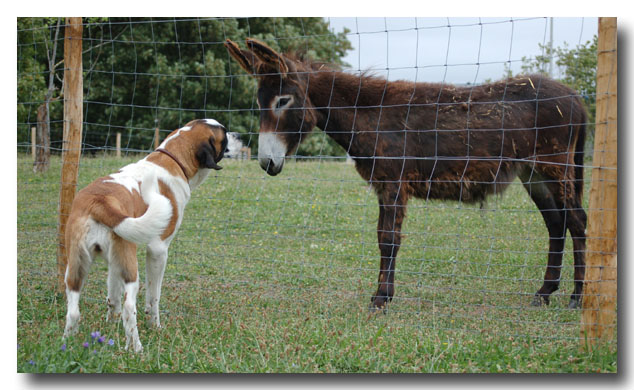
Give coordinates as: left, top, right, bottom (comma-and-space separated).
154, 126, 160, 150
580, 17, 618, 348
33, 103, 51, 173
116, 132, 121, 158
31, 127, 36, 159
56, 17, 83, 293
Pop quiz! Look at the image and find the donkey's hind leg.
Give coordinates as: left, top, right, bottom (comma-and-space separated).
370, 185, 408, 311
537, 167, 587, 309
565, 197, 587, 309
520, 171, 567, 306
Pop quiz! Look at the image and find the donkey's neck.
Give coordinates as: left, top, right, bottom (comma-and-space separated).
308, 70, 358, 152
308, 69, 430, 157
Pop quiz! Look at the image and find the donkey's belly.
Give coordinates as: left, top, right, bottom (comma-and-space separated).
408, 160, 517, 203
411, 179, 509, 203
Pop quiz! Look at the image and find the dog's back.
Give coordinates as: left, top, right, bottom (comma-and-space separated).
65, 166, 172, 278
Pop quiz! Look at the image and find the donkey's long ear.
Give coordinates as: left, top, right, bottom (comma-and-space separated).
245, 38, 289, 76
224, 39, 257, 75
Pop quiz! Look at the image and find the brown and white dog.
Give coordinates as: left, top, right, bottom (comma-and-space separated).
62, 119, 230, 352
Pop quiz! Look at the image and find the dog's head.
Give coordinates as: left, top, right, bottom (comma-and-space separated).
192, 119, 229, 171
156, 119, 233, 189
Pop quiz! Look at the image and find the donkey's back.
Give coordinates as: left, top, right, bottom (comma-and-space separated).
360, 75, 586, 204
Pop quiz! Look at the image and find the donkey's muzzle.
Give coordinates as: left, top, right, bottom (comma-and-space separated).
260, 158, 283, 176
258, 132, 287, 177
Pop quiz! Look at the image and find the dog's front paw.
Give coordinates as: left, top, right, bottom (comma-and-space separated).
107, 298, 121, 322
144, 305, 161, 328
63, 311, 80, 338
63, 324, 78, 339
106, 308, 121, 323
125, 339, 143, 353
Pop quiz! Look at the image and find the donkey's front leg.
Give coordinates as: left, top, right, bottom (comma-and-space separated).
370, 188, 407, 311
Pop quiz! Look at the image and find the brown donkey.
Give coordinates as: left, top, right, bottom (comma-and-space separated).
225, 38, 587, 310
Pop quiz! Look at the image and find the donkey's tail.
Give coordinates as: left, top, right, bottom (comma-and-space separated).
573, 109, 587, 204
113, 172, 172, 244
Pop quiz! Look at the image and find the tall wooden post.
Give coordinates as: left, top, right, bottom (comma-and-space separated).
116, 132, 121, 158
33, 103, 51, 173
580, 17, 618, 348
31, 127, 36, 159
56, 17, 83, 292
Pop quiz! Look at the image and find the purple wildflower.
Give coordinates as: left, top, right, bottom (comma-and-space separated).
61, 344, 66, 352
28, 360, 35, 365
90, 331, 101, 340
83, 342, 90, 348
108, 339, 114, 346
97, 336, 105, 344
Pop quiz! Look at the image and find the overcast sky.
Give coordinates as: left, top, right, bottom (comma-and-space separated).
325, 17, 598, 84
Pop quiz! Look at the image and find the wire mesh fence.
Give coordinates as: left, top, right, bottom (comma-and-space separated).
16, 17, 616, 372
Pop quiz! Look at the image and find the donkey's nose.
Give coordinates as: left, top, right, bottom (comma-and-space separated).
259, 158, 282, 176
259, 158, 271, 171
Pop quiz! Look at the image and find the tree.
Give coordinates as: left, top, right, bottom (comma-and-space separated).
519, 36, 598, 149
17, 17, 352, 157
17, 18, 64, 172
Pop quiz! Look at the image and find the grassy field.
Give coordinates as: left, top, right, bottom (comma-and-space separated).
16, 154, 616, 373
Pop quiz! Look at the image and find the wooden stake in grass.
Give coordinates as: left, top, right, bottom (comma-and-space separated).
116, 132, 121, 158
580, 17, 618, 348
56, 17, 83, 293
33, 103, 51, 173
154, 126, 160, 150
31, 127, 36, 160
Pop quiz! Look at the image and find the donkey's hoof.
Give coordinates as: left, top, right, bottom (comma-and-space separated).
530, 296, 542, 307
568, 297, 582, 309
369, 295, 390, 314
368, 302, 388, 314
531, 294, 550, 307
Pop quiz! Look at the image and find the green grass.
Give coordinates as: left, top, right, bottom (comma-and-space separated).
16, 154, 617, 373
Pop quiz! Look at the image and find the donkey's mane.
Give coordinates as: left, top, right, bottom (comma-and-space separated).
297, 57, 455, 108
293, 53, 564, 105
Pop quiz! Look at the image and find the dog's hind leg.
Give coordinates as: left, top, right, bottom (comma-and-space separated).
122, 276, 142, 352
110, 234, 143, 353
63, 288, 82, 339
106, 258, 124, 322
145, 240, 168, 328
63, 220, 92, 338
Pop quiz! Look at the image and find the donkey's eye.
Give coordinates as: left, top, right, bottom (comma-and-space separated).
276, 97, 291, 109
272, 95, 293, 114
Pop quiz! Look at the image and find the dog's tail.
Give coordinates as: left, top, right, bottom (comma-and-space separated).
64, 216, 93, 292
113, 172, 172, 245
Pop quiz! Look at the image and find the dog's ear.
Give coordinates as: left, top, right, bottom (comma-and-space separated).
196, 137, 223, 170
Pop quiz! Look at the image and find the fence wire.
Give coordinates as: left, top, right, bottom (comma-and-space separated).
17, 17, 615, 359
